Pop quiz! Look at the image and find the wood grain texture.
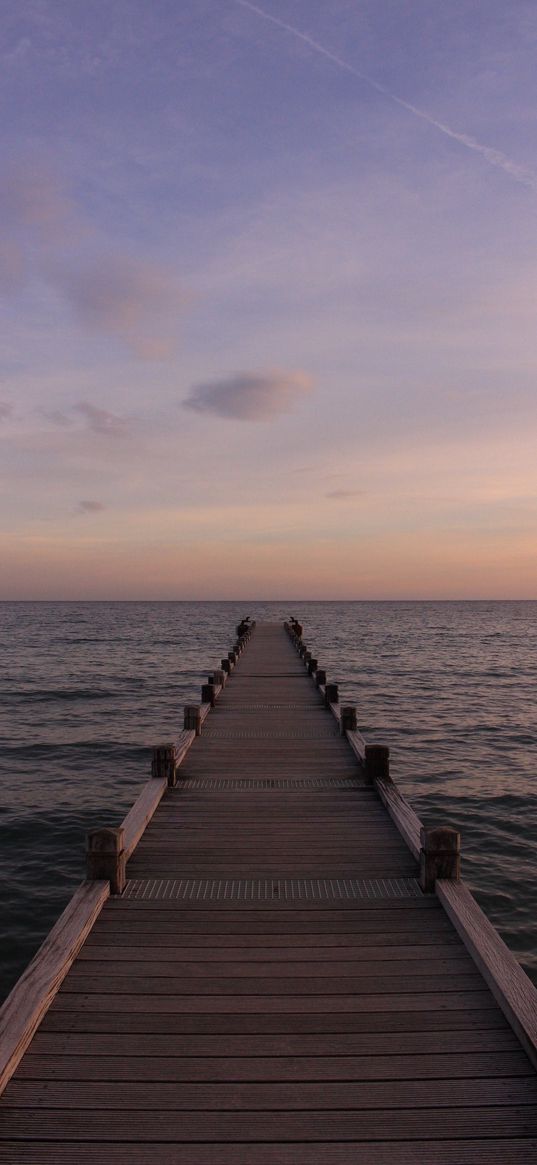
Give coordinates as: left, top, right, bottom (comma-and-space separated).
437, 879, 537, 1071
374, 776, 422, 860
1, 1142, 537, 1165
0, 880, 109, 1096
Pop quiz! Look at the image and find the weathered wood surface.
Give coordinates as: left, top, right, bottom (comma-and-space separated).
1, 621, 536, 1162
0, 881, 109, 1095
438, 879, 537, 1071
123, 729, 196, 857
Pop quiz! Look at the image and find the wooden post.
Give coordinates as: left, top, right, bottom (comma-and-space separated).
365, 744, 390, 784
221, 659, 231, 675
420, 826, 461, 893
152, 743, 177, 786
184, 705, 202, 735
86, 827, 126, 895
307, 657, 318, 675
202, 682, 216, 707
304, 651, 312, 664
228, 651, 237, 665
324, 683, 338, 707
213, 669, 225, 687
316, 669, 327, 687
340, 706, 357, 733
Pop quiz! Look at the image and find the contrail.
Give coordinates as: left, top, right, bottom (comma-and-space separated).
235, 0, 537, 192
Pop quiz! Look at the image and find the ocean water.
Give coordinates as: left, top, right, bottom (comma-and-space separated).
0, 599, 536, 1001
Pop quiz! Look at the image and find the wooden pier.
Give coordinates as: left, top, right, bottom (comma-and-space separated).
1, 619, 537, 1162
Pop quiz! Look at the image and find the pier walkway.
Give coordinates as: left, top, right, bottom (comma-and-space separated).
1, 621, 537, 1161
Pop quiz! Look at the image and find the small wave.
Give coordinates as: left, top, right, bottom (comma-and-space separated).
0, 688, 116, 705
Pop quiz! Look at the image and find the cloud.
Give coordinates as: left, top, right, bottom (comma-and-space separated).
78, 499, 105, 513
74, 401, 128, 436
56, 256, 187, 359
39, 408, 73, 427
0, 160, 76, 239
0, 401, 13, 420
325, 489, 365, 500
183, 370, 312, 421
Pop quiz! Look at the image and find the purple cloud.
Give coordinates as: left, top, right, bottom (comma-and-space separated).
78, 499, 106, 513
74, 401, 127, 436
57, 256, 187, 359
183, 370, 312, 421
0, 401, 13, 420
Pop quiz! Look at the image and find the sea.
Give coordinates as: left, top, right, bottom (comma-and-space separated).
1, 600, 536, 1002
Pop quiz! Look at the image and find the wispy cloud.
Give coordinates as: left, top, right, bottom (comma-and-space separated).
54, 255, 187, 359
183, 370, 312, 421
74, 401, 128, 436
1, 161, 189, 359
0, 159, 78, 240
39, 408, 73, 427
236, 0, 537, 193
78, 499, 105, 513
0, 401, 13, 421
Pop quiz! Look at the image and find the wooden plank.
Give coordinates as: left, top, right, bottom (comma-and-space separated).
13, 1050, 532, 1082
374, 776, 422, 860
74, 953, 475, 973
40, 1005, 508, 1035
49, 989, 496, 1013
28, 1026, 520, 1056
437, 879, 537, 1071
76, 941, 468, 961
1, 1141, 537, 1165
2, 1106, 537, 1139
0, 881, 109, 1096
58, 972, 484, 996
6, 1076, 537, 1110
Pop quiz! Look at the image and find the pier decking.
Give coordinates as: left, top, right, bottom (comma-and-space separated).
1, 621, 537, 1161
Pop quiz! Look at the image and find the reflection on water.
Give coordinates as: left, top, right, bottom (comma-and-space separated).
1, 600, 536, 1000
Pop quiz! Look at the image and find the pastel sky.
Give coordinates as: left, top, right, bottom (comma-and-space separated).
2, 0, 537, 598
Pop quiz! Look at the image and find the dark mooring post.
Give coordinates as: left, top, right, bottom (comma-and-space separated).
419, 826, 461, 892
152, 744, 177, 786
86, 826, 126, 895
202, 682, 216, 707
364, 744, 390, 783
340, 706, 357, 733
316, 669, 327, 687
324, 683, 339, 707
184, 705, 202, 735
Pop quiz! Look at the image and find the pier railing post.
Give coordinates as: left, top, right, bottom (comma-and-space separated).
341, 706, 357, 733
324, 683, 339, 708
419, 826, 461, 892
86, 827, 126, 895
152, 744, 177, 786
184, 705, 202, 735
364, 744, 390, 783
307, 657, 318, 675
315, 669, 327, 687
202, 682, 216, 707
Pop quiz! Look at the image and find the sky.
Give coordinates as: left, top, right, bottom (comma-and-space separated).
2, 0, 537, 599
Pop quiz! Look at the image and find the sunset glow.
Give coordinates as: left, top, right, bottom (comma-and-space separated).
2, 2, 537, 598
